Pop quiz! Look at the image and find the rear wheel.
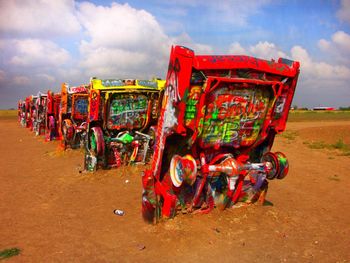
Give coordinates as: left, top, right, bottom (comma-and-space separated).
85, 126, 105, 171
89, 127, 104, 156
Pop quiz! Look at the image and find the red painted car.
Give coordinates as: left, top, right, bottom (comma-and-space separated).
24, 95, 38, 130
45, 91, 61, 141
33, 92, 48, 136
142, 46, 300, 222
59, 83, 89, 149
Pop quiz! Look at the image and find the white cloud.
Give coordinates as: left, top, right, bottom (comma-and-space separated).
228, 41, 287, 60
77, 2, 169, 52
0, 0, 214, 110
227, 41, 350, 89
318, 31, 350, 65
248, 41, 287, 60
337, 0, 350, 24
228, 40, 350, 84
76, 2, 211, 79
6, 39, 70, 67
318, 39, 331, 51
332, 30, 350, 53
290, 46, 311, 65
35, 73, 56, 83
13, 76, 30, 85
77, 2, 168, 78
171, 33, 213, 54
291, 45, 350, 108
228, 42, 246, 54
291, 45, 350, 80
79, 45, 153, 77
0, 0, 81, 37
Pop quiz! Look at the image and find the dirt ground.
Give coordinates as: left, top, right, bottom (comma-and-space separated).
1, 117, 349, 263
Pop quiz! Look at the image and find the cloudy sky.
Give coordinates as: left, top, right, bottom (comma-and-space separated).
0, 0, 349, 109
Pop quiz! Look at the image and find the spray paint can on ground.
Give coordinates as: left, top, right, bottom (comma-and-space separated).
114, 209, 125, 216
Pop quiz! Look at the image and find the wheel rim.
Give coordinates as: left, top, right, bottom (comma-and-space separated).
261, 152, 279, 180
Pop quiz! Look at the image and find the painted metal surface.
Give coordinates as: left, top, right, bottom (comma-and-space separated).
45, 91, 62, 141
142, 45, 300, 223
32, 92, 48, 136
59, 83, 89, 149
84, 78, 165, 171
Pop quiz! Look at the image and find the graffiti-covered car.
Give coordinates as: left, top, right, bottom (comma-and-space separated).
25, 95, 38, 131
142, 46, 300, 222
84, 78, 165, 171
18, 99, 26, 126
59, 83, 89, 149
32, 92, 48, 136
23, 96, 31, 128
45, 91, 61, 141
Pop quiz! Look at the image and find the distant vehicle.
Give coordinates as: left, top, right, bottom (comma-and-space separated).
142, 45, 300, 222
313, 107, 335, 111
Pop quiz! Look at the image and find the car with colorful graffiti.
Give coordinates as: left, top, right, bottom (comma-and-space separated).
142, 45, 300, 222
84, 77, 165, 172
59, 83, 89, 149
24, 95, 38, 131
22, 96, 31, 128
18, 99, 25, 126
32, 92, 48, 136
45, 91, 62, 141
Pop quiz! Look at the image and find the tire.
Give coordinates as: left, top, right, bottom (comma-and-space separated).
261, 152, 279, 180
89, 126, 105, 157
275, 152, 289, 179
85, 126, 105, 171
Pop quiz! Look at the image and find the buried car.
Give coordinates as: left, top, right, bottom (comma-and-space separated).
45, 90, 62, 141
32, 92, 48, 136
25, 95, 38, 131
142, 46, 300, 222
18, 99, 26, 126
59, 83, 89, 149
84, 78, 165, 171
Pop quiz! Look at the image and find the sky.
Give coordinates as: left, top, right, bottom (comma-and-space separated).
0, 0, 350, 109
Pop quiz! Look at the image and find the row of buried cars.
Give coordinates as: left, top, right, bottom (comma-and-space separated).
17, 46, 300, 223
18, 77, 165, 171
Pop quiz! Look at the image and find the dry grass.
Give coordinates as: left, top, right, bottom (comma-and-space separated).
0, 110, 17, 118
304, 138, 350, 156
